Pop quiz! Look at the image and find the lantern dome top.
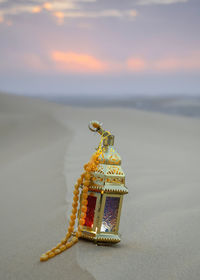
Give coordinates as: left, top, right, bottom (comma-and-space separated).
88, 120, 128, 195
88, 120, 121, 165
98, 146, 121, 166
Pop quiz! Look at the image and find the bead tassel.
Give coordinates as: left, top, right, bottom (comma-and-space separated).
40, 143, 102, 261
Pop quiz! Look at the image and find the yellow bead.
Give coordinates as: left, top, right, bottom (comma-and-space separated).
72, 201, 78, 208
78, 225, 83, 231
84, 173, 91, 180
72, 208, 77, 215
66, 232, 71, 239
68, 241, 74, 247
86, 166, 91, 172
82, 193, 88, 200
83, 180, 90, 187
40, 254, 49, 261
82, 199, 88, 206
90, 163, 95, 170
65, 242, 72, 249
68, 225, 74, 233
81, 212, 86, 218
72, 236, 78, 243
73, 189, 79, 195
70, 214, 76, 220
73, 196, 78, 202
54, 249, 61, 255
76, 231, 82, 238
69, 220, 75, 226
84, 164, 88, 170
77, 178, 82, 185
74, 183, 79, 189
81, 205, 87, 213
61, 239, 66, 244
79, 218, 85, 225
60, 245, 66, 251
82, 186, 88, 192
49, 251, 55, 258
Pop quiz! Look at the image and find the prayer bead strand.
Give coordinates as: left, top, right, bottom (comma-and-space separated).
40, 152, 100, 261
40, 126, 105, 262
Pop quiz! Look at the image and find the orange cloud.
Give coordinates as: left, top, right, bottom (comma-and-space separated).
43, 2, 53, 11
53, 11, 65, 25
127, 57, 147, 71
32, 6, 42, 13
51, 51, 107, 73
53, 11, 65, 19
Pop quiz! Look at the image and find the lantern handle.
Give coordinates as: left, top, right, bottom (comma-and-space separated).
88, 120, 104, 134
89, 120, 114, 146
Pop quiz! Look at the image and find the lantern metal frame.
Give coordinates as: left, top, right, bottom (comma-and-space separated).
78, 121, 128, 244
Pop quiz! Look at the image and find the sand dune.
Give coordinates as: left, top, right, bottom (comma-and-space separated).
0, 93, 200, 280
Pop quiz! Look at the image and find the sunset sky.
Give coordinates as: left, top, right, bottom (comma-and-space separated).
0, 0, 200, 97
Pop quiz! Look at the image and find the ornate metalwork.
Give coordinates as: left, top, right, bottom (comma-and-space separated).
79, 121, 128, 243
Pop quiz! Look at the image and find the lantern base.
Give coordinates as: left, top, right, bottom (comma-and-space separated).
81, 231, 121, 243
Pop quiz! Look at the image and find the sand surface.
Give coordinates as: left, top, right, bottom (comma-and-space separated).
0, 93, 200, 280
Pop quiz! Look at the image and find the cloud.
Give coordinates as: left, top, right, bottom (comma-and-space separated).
51, 51, 108, 73
44, 1, 77, 11
55, 9, 137, 19
137, 0, 188, 5
0, 1, 137, 24
32, 6, 42, 14
127, 57, 147, 71
0, 4, 37, 16
154, 56, 200, 71
127, 54, 200, 73
53, 11, 65, 25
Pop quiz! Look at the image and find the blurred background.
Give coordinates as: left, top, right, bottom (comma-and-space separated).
0, 0, 200, 117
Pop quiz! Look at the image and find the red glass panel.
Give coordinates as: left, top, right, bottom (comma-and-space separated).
84, 195, 97, 228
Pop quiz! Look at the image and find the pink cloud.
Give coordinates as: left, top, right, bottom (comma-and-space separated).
126, 54, 200, 73
51, 51, 108, 73
126, 57, 147, 72
32, 6, 42, 14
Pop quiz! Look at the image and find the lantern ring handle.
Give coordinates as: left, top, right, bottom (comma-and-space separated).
88, 120, 103, 132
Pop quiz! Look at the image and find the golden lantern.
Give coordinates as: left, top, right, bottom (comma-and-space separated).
78, 121, 128, 243
40, 120, 128, 262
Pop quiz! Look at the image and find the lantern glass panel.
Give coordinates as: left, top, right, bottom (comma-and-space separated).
101, 196, 120, 233
84, 195, 97, 228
